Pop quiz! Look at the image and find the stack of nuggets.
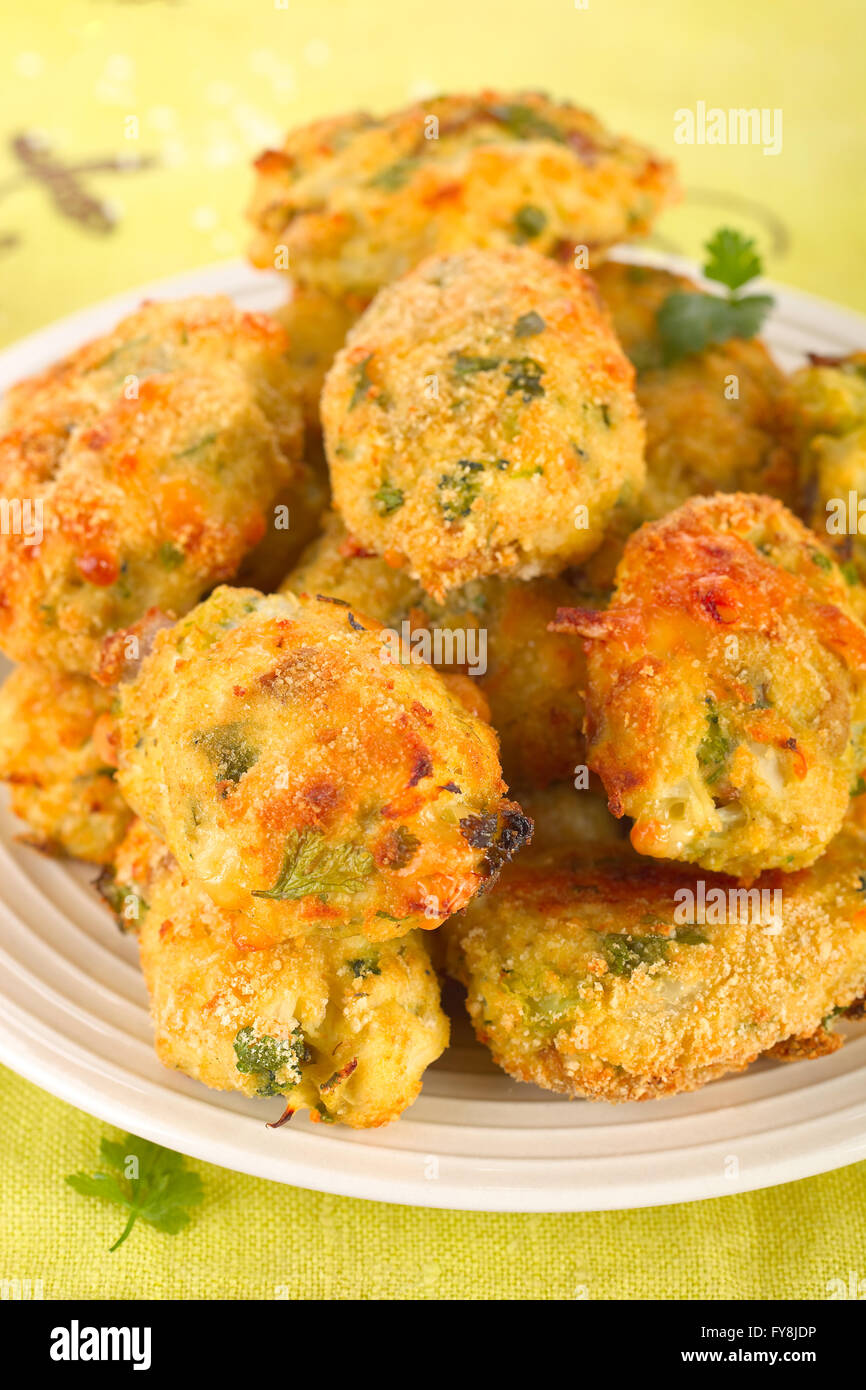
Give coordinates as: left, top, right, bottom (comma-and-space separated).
1, 87, 864, 1124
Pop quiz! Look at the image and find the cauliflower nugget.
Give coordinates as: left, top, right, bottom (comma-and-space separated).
787, 352, 866, 585
107, 585, 531, 942
274, 285, 368, 432
596, 260, 796, 512
0, 297, 305, 673
446, 788, 866, 1101
281, 509, 423, 627
581, 260, 797, 588
553, 493, 866, 877
109, 820, 447, 1127
0, 664, 130, 862
248, 91, 678, 301
283, 512, 599, 787
322, 247, 644, 598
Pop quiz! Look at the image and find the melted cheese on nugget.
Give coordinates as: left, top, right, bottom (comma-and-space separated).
0, 664, 130, 863
446, 788, 866, 1102
553, 493, 866, 878
248, 90, 678, 300
322, 246, 644, 598
0, 297, 306, 674
109, 820, 447, 1127
108, 585, 531, 942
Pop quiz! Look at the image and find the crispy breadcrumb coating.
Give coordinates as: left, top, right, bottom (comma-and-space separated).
446, 787, 866, 1101
106, 585, 531, 943
322, 247, 644, 598
0, 297, 306, 674
108, 819, 448, 1127
0, 664, 130, 862
553, 493, 866, 877
283, 511, 601, 786
248, 90, 678, 300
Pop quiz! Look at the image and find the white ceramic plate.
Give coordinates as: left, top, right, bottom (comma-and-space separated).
1, 257, 866, 1213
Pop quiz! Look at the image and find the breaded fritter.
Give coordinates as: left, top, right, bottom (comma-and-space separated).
786, 352, 866, 585
283, 512, 600, 787
553, 493, 866, 878
0, 297, 306, 674
106, 585, 531, 943
581, 260, 797, 588
109, 819, 448, 1127
0, 664, 130, 863
274, 285, 367, 432
281, 509, 423, 627
446, 789, 866, 1102
322, 247, 644, 598
248, 91, 678, 300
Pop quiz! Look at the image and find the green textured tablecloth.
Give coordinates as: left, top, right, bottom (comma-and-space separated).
1, 0, 865, 1299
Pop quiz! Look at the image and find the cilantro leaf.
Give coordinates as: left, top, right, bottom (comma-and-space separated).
65, 1133, 203, 1251
703, 227, 763, 292
655, 227, 774, 365
253, 826, 374, 900
452, 353, 502, 376
725, 293, 775, 338
657, 292, 738, 361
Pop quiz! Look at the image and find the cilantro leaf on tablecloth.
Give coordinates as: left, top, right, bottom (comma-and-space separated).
65, 1133, 203, 1251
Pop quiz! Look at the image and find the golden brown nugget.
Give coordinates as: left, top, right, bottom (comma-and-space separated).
581, 260, 797, 589
107, 820, 447, 1127
281, 509, 423, 626
0, 297, 306, 674
553, 493, 866, 878
283, 512, 600, 787
786, 352, 866, 585
446, 792, 866, 1102
322, 246, 644, 598
274, 285, 368, 432
248, 91, 678, 300
0, 664, 131, 863
106, 585, 531, 943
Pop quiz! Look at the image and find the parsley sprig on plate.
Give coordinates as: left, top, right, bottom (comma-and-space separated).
656, 228, 774, 364
66, 1133, 203, 1251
